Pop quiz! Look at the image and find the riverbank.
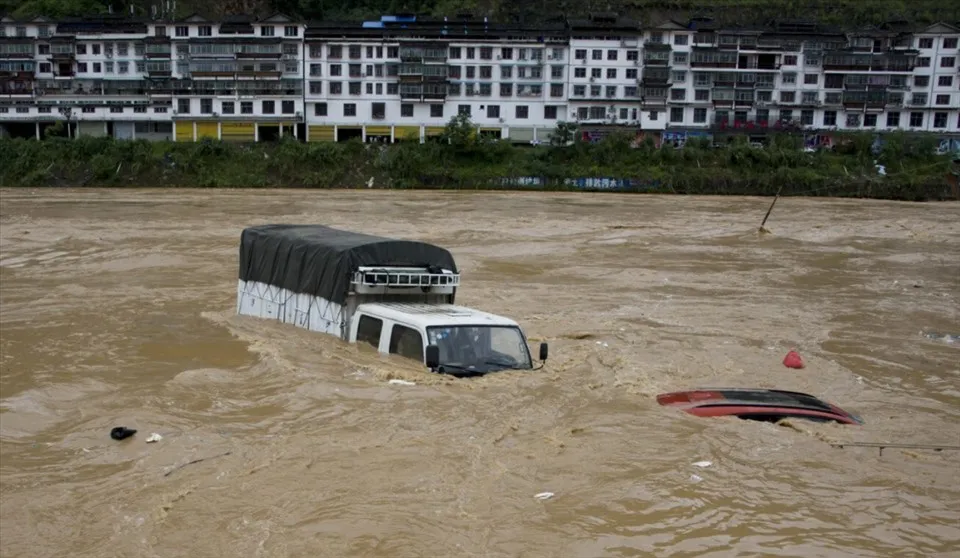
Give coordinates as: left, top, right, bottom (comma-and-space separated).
0, 131, 955, 200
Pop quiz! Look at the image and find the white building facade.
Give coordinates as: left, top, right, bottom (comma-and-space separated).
2, 14, 958, 142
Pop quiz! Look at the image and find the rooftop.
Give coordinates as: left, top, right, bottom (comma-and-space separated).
357, 303, 521, 329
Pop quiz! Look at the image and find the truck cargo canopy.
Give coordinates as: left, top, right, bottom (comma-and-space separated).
239, 224, 459, 304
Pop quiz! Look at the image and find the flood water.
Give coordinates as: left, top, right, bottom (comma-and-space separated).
0, 189, 958, 558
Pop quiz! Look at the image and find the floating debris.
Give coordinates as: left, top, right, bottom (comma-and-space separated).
534, 492, 555, 501
692, 460, 712, 468
110, 427, 136, 441
146, 433, 163, 443
388, 379, 416, 386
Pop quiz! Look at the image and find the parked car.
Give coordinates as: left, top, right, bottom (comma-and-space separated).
656, 388, 863, 425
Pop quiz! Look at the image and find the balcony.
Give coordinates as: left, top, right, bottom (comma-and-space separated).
842, 91, 888, 109
691, 52, 738, 69
642, 68, 670, 84
711, 118, 804, 132
0, 43, 34, 59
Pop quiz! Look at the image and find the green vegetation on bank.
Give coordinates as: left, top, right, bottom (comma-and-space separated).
2, 118, 955, 200
3, 0, 958, 28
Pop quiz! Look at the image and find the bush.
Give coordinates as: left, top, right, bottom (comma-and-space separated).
0, 123, 955, 201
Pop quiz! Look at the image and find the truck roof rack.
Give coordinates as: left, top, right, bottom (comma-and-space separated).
351, 266, 459, 295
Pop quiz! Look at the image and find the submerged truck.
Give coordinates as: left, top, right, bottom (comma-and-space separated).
236, 224, 548, 376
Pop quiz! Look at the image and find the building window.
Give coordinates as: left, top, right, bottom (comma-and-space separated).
344, 103, 356, 117
864, 114, 877, 127
198, 26, 212, 37
222, 101, 235, 114
823, 110, 836, 126
92, 44, 101, 55
175, 26, 187, 37
939, 76, 953, 87
933, 112, 947, 128
574, 49, 586, 60
915, 75, 929, 87
944, 37, 958, 49
314, 103, 327, 116
310, 82, 322, 94
606, 68, 616, 79
371, 102, 385, 119
110, 106, 123, 113
918, 37, 933, 49
430, 104, 443, 118
200, 98, 213, 114
783, 55, 797, 65
909, 112, 923, 127
674, 34, 688, 45
941, 56, 956, 67
607, 49, 617, 60
262, 100, 275, 114
92, 62, 101, 73
917, 56, 930, 67
670, 107, 684, 123
804, 74, 818, 85
241, 102, 253, 114
591, 49, 602, 60
936, 94, 951, 105
401, 104, 414, 117
261, 26, 274, 37
284, 25, 298, 37
486, 105, 499, 118
177, 98, 190, 113
544, 106, 558, 119
886, 112, 900, 127
458, 105, 471, 116
845, 113, 860, 127
550, 84, 563, 97
282, 100, 294, 114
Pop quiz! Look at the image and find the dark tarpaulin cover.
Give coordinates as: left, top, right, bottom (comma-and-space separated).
239, 224, 459, 304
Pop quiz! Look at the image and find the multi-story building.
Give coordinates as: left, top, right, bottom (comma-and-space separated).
2, 13, 958, 144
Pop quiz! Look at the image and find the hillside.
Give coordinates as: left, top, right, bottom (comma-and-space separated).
3, 0, 959, 28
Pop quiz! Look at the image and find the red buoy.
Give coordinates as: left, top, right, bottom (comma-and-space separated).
783, 349, 805, 369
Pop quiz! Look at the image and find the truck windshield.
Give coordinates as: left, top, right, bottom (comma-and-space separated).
426, 325, 532, 374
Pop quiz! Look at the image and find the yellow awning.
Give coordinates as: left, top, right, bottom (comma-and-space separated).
424, 126, 445, 136
394, 126, 420, 140
308, 125, 335, 142
196, 122, 218, 139
221, 122, 255, 142
174, 122, 194, 142
365, 125, 391, 136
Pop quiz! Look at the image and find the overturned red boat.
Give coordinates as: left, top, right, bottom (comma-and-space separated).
657, 388, 863, 425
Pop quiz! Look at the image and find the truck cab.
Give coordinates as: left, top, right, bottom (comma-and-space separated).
350, 302, 547, 376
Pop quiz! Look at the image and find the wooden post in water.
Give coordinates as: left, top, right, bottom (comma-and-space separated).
758, 184, 784, 234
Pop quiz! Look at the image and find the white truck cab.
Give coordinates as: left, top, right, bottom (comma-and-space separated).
350, 302, 545, 376
236, 225, 547, 376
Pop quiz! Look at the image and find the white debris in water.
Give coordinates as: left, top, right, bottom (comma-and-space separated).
690, 474, 703, 483
534, 492, 555, 501
692, 460, 712, 468
595, 341, 609, 347
146, 433, 162, 443
388, 379, 416, 386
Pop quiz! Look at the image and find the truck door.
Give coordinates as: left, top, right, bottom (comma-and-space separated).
388, 323, 425, 363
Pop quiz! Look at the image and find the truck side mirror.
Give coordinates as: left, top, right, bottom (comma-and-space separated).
539, 342, 548, 362
425, 344, 440, 370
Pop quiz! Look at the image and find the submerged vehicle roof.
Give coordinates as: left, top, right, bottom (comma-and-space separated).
357, 302, 521, 329
657, 388, 863, 425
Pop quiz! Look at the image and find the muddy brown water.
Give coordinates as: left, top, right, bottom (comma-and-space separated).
0, 189, 958, 558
